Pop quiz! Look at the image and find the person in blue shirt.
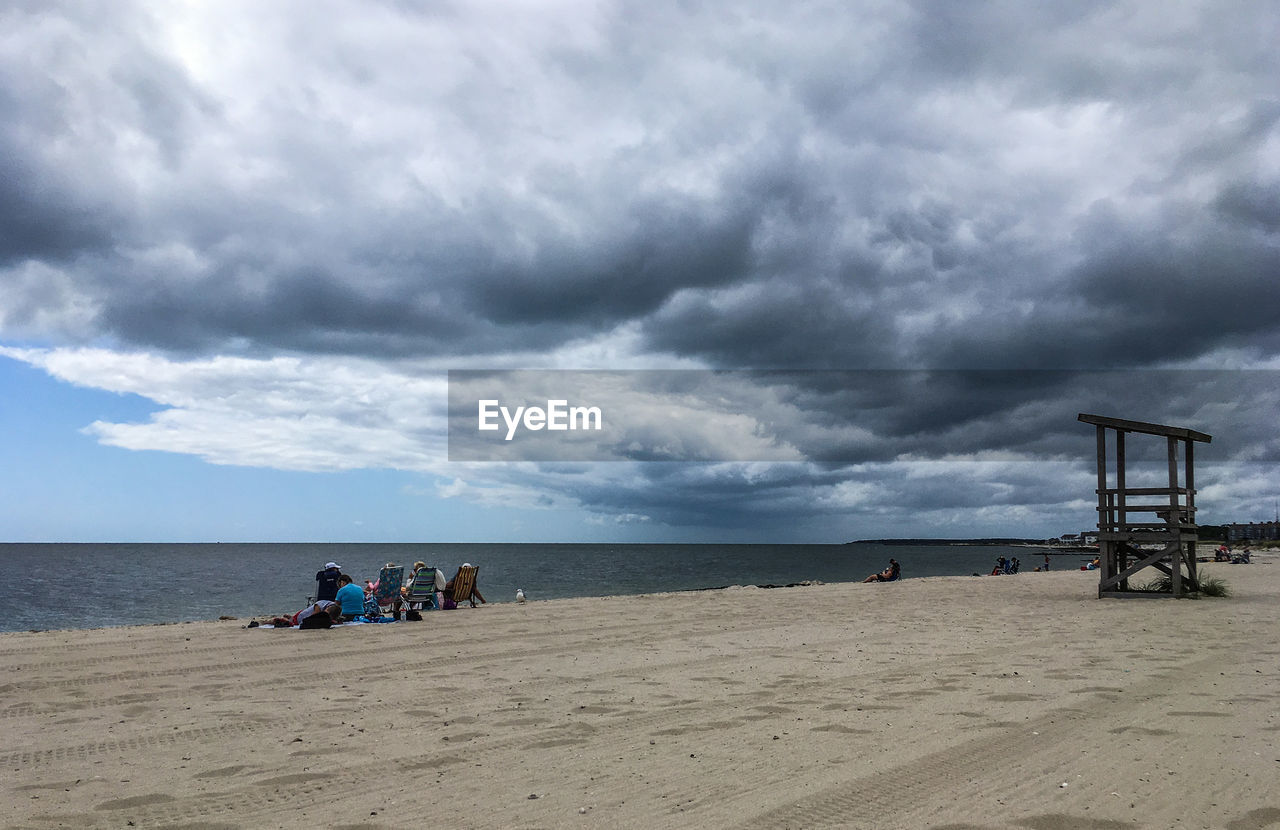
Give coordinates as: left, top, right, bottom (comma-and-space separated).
334, 574, 366, 620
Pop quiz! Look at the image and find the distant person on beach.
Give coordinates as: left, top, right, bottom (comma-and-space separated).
405, 560, 428, 589
402, 561, 445, 599
298, 605, 342, 629
369, 562, 405, 617
1043, 553, 1050, 571
362, 587, 383, 620
863, 558, 900, 583
292, 599, 341, 627
315, 562, 342, 602
335, 574, 365, 620
400, 561, 445, 615
444, 563, 487, 607
368, 564, 393, 595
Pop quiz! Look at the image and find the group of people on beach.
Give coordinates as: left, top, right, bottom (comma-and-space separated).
1213, 543, 1252, 564
254, 560, 488, 629
990, 556, 1021, 575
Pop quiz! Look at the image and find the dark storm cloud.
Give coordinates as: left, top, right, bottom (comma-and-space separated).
472, 202, 756, 326
5, 0, 1277, 371
96, 263, 477, 355
4, 2, 1280, 537
1215, 180, 1280, 233
0, 95, 116, 265
468, 455, 1103, 537
447, 369, 1280, 464
0, 1, 213, 264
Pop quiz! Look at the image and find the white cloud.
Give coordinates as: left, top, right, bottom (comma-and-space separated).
2, 346, 447, 472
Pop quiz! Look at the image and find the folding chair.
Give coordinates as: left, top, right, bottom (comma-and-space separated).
443, 565, 482, 608
372, 565, 404, 616
403, 566, 440, 612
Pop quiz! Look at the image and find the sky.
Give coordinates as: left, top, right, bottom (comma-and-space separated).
1, 0, 1278, 543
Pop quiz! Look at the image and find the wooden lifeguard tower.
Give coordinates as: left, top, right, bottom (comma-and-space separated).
1078, 413, 1212, 598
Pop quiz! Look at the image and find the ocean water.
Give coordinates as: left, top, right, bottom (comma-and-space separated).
3, 542, 1080, 633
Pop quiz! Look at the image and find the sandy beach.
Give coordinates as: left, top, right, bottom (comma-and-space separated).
4, 560, 1279, 830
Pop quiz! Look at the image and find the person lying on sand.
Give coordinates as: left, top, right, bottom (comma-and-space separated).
292, 600, 342, 626
252, 601, 343, 628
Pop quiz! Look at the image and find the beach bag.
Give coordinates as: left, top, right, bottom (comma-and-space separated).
363, 595, 382, 619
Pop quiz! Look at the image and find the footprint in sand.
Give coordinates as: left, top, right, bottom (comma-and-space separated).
95, 793, 177, 811
193, 764, 255, 779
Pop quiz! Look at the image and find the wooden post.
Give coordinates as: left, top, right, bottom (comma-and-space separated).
1095, 425, 1113, 599
1167, 436, 1181, 597
1116, 430, 1127, 592
1182, 440, 1192, 589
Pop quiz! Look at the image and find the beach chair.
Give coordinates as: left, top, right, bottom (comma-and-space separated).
403, 567, 440, 612
372, 565, 405, 616
444, 565, 481, 608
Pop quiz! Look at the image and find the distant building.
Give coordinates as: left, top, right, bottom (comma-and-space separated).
1049, 531, 1098, 547
1225, 521, 1280, 542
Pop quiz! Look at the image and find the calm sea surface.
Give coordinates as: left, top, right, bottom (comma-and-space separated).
3, 542, 1080, 633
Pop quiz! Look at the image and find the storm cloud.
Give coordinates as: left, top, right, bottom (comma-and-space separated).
2, 1, 1278, 538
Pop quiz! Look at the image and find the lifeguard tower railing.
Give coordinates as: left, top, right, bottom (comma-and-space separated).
1078, 413, 1212, 598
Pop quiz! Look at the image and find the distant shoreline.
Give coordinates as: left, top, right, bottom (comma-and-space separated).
846, 538, 1043, 546
846, 538, 1104, 553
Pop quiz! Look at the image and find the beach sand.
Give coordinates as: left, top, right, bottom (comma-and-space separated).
4, 560, 1279, 829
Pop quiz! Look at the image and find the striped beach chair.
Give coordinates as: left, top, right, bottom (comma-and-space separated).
443, 564, 481, 608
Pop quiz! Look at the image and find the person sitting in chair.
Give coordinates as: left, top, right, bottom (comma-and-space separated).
863, 558, 900, 583
369, 562, 405, 617
401, 561, 444, 601
314, 561, 342, 602
444, 563, 487, 607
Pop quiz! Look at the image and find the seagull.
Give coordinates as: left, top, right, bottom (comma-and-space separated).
515, 588, 526, 603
